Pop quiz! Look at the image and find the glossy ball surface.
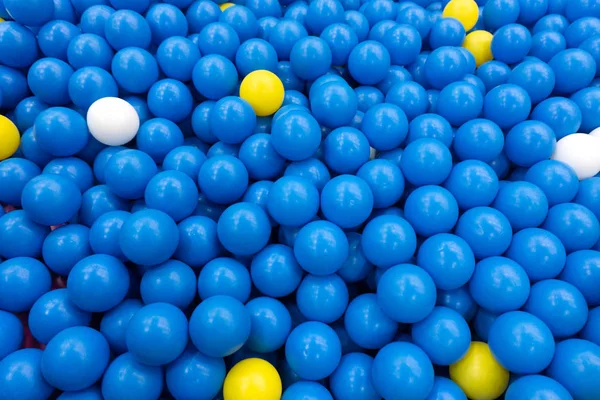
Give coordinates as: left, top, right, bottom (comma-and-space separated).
285, 321, 341, 380
294, 220, 349, 275
224, 358, 282, 400
101, 352, 164, 400
0, 257, 51, 312
547, 339, 600, 400
0, 349, 54, 400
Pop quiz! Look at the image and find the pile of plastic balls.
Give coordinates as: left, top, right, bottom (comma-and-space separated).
1, 0, 600, 398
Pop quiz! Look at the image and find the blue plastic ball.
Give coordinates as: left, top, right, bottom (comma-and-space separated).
311, 81, 358, 128
100, 299, 143, 354
543, 203, 600, 252
361, 103, 408, 151
482, 0, 520, 31
186, 0, 221, 33
476, 60, 511, 92
190, 295, 251, 357
437, 81, 484, 127
429, 17, 465, 49
42, 224, 92, 276
210, 97, 256, 144
0, 349, 54, 400
137, 118, 185, 163
412, 306, 471, 366
348, 40, 391, 85
306, 0, 345, 35
166, 349, 226, 400
425, 46, 467, 90
265, 176, 318, 227
489, 311, 555, 374
163, 145, 207, 180
530, 97, 582, 140
125, 302, 188, 366
0, 66, 29, 109
296, 274, 348, 323
141, 260, 196, 309
0, 256, 50, 312
34, 107, 89, 156
386, 81, 428, 121
104, 149, 158, 200
41, 326, 110, 391
217, 202, 271, 256
156, 36, 201, 82
246, 296, 292, 353
0, 158, 41, 206
453, 119, 503, 162
14, 97, 49, 133
344, 293, 397, 349
530, 31, 566, 62
469, 256, 530, 313
120, 209, 179, 265
4, 0, 54, 26
455, 207, 513, 258
321, 174, 373, 228
483, 83, 532, 130
404, 185, 459, 237
283, 382, 334, 400
235, 38, 278, 76
67, 33, 113, 71
285, 321, 341, 380
506, 228, 567, 281
111, 47, 159, 94
290, 36, 333, 81
21, 175, 81, 226
105, 10, 152, 50
174, 215, 221, 268
400, 138, 452, 186
571, 87, 600, 133
356, 159, 404, 209
220, 5, 257, 42
547, 339, 600, 400
43, 157, 93, 193
80, 5, 115, 37
0, 22, 39, 69
147, 79, 194, 123
197, 257, 251, 302
258, 16, 279, 40
381, 24, 421, 67
38, 20, 80, 61
79, 185, 129, 227
372, 342, 434, 400
493, 181, 549, 230
329, 353, 379, 400
505, 375, 573, 400
525, 160, 579, 206
437, 286, 479, 322
491, 24, 532, 64
68, 67, 118, 110
581, 307, 600, 346
362, 215, 416, 269
580, 35, 600, 77
271, 110, 321, 161
549, 49, 596, 95
198, 22, 241, 60
144, 170, 198, 222
417, 233, 475, 290
508, 60, 556, 105
101, 352, 164, 400
0, 310, 23, 360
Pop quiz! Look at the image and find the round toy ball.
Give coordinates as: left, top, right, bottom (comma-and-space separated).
320, 23, 359, 66
43, 157, 94, 192
430, 17, 465, 49
137, 119, 184, 164
0, 211, 50, 259
530, 97, 581, 141
198, 155, 249, 204
296, 274, 348, 323
0, 22, 40, 69
404, 185, 459, 237
189, 295, 251, 358
348, 40, 391, 85
426, 377, 468, 400
330, 353, 379, 400
294, 220, 349, 275
372, 342, 434, 400
344, 293, 398, 349
361, 103, 408, 151
525, 160, 579, 206
449, 342, 509, 400
210, 97, 257, 145
406, 113, 453, 147
147, 79, 193, 123
119, 209, 179, 265
4, 0, 54, 26
381, 24, 421, 67
80, 5, 115, 37
198, 257, 251, 303
581, 307, 600, 346
155, 36, 200, 82
322, 126, 370, 174
482, 0, 520, 31
104, 9, 152, 51
79, 185, 130, 227
0, 158, 40, 206
246, 297, 292, 353
443, 0, 479, 31
111, 47, 159, 94
306, 0, 344, 35
400, 138, 453, 186
356, 159, 404, 209
377, 263, 436, 323
355, 86, 384, 113
284, 158, 331, 192
14, 96, 49, 133
144, 170, 198, 222
362, 215, 416, 269
198, 22, 240, 61
267, 176, 319, 227
505, 375, 573, 400
543, 202, 600, 252
476, 60, 511, 92
425, 46, 467, 90
88, 210, 130, 260
271, 110, 322, 161
283, 382, 332, 400
240, 133, 286, 178
0, 116, 20, 161
251, 244, 304, 297
100, 299, 143, 354
412, 306, 471, 366
67, 34, 113, 71
517, 0, 549, 25
285, 321, 341, 380
87, 97, 140, 146
321, 175, 373, 228
104, 149, 157, 199
222, 358, 281, 400
506, 228, 566, 281
217, 202, 271, 256
67, 254, 129, 313
269, 20, 308, 60
290, 36, 332, 81
42, 224, 91, 276
311, 82, 358, 128
508, 60, 556, 105
102, 352, 163, 400
239, 70, 284, 117
141, 260, 196, 309
469, 256, 530, 313
483, 84, 532, 130
125, 302, 188, 366
235, 38, 278, 77
572, 87, 600, 133
192, 55, 238, 101
491, 24, 531, 65
0, 349, 54, 400
166, 350, 225, 400
417, 233, 475, 291
525, 279, 589, 338
549, 49, 597, 95
493, 181, 549, 231
21, 175, 82, 226
489, 311, 555, 375
41, 326, 110, 391
547, 339, 600, 400
34, 107, 88, 156
437, 81, 484, 127
0, 310, 23, 360
0, 65, 29, 109
453, 119, 504, 162
531, 31, 567, 64
385, 81, 429, 121
163, 146, 207, 180
28, 288, 91, 345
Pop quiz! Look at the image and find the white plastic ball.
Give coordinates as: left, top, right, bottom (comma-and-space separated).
551, 133, 600, 180
87, 97, 140, 146
590, 127, 600, 139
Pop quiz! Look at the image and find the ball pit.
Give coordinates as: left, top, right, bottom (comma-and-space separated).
1, 0, 600, 399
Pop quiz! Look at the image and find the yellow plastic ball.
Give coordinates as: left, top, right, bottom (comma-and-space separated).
223, 358, 282, 400
443, 0, 479, 31
220, 3, 235, 10
450, 342, 510, 400
0, 115, 20, 161
240, 70, 285, 117
463, 30, 494, 67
